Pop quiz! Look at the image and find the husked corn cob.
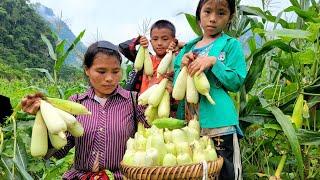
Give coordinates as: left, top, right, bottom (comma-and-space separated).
172, 66, 187, 100
193, 73, 215, 105
30, 111, 48, 157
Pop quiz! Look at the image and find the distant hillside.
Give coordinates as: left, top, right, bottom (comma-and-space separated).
0, 0, 55, 72
33, 3, 86, 67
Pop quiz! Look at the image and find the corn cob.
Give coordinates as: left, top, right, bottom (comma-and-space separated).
40, 100, 67, 134
152, 117, 186, 130
186, 74, 199, 104
157, 51, 173, 76
145, 105, 158, 123
144, 48, 154, 76
134, 47, 145, 71
54, 107, 77, 127
148, 78, 168, 107
172, 66, 187, 100
46, 97, 91, 115
138, 84, 158, 105
30, 111, 48, 157
48, 131, 67, 149
193, 72, 215, 105
68, 121, 84, 137
158, 90, 170, 118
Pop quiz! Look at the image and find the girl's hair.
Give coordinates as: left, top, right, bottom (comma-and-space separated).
196, 0, 235, 22
84, 41, 122, 68
150, 20, 176, 37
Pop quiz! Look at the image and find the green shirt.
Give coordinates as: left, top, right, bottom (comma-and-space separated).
173, 33, 247, 128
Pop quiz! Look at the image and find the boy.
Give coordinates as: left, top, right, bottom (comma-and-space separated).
119, 20, 183, 93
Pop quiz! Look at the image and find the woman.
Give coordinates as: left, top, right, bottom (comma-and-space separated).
21, 40, 148, 180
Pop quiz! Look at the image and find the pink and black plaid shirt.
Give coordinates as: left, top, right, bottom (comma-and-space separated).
53, 86, 147, 180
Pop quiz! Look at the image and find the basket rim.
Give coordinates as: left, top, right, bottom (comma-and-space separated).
120, 156, 223, 168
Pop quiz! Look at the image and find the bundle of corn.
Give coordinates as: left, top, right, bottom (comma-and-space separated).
134, 46, 153, 76
138, 78, 170, 123
122, 116, 217, 167
173, 66, 215, 105
30, 98, 90, 157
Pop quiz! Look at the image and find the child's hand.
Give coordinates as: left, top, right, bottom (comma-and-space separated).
139, 36, 149, 48
181, 52, 196, 67
167, 39, 178, 53
21, 93, 44, 115
188, 56, 216, 76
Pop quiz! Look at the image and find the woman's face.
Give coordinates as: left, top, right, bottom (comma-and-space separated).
85, 53, 122, 98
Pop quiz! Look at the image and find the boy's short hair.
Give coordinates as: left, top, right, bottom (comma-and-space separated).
150, 20, 176, 37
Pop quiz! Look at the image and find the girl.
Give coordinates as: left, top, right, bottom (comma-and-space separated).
173, 0, 247, 179
21, 41, 149, 180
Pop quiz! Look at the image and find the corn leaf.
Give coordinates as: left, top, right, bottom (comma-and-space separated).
178, 13, 202, 36
284, 6, 320, 23
25, 68, 54, 83
41, 34, 57, 61
55, 40, 67, 58
239, 6, 289, 28
245, 39, 299, 92
55, 30, 85, 75
297, 129, 320, 146
265, 28, 311, 40
259, 98, 304, 180
13, 159, 33, 180
289, 0, 301, 8
0, 156, 13, 180
15, 137, 28, 171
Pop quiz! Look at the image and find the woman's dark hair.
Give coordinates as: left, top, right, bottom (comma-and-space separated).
150, 20, 176, 37
84, 41, 122, 68
196, 0, 235, 22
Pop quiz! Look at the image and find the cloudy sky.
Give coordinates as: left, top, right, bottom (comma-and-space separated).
29, 0, 291, 46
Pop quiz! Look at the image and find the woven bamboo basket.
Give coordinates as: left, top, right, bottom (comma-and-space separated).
120, 157, 223, 180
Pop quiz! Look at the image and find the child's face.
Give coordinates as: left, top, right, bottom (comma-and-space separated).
150, 28, 175, 57
199, 0, 232, 37
85, 53, 122, 97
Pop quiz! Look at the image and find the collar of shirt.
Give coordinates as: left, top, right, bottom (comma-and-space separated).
76, 86, 131, 102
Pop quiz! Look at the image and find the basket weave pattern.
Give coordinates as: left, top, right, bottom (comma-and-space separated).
120, 157, 223, 180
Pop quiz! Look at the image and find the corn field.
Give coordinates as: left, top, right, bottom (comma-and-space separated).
0, 0, 320, 179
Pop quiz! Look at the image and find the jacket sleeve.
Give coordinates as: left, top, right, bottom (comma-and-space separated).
118, 36, 140, 62
210, 39, 247, 92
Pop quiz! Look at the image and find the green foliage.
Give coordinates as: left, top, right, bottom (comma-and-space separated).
0, 0, 55, 71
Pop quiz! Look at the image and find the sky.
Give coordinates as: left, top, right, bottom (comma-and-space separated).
29, 0, 292, 46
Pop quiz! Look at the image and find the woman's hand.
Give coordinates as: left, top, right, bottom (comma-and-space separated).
21, 93, 44, 115
188, 56, 216, 76
139, 36, 149, 48
181, 52, 196, 68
